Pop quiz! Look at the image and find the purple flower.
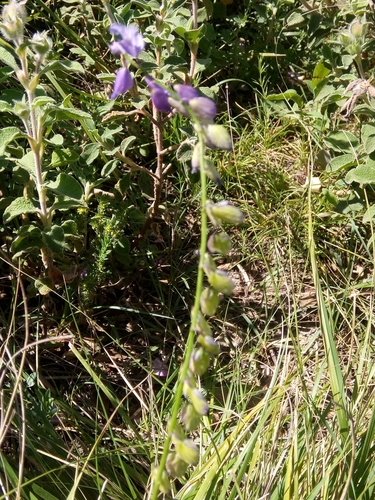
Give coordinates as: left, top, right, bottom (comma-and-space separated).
111, 67, 133, 99
145, 76, 172, 112
174, 84, 199, 103
109, 24, 145, 57
152, 358, 168, 378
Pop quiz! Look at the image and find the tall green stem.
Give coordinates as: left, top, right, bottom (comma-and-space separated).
149, 131, 208, 500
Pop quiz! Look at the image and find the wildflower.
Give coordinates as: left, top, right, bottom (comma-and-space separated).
0, 0, 27, 45
174, 84, 199, 102
109, 23, 145, 57
109, 23, 144, 99
111, 67, 133, 99
145, 76, 172, 112
189, 97, 217, 123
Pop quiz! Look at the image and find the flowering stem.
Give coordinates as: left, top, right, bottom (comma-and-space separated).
150, 130, 208, 500
18, 46, 53, 270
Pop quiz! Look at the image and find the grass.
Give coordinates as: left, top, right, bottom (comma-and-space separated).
2, 1, 375, 499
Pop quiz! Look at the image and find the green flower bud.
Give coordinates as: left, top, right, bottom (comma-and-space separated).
208, 269, 235, 295
202, 252, 216, 279
200, 287, 219, 316
203, 124, 232, 151
190, 388, 209, 415
168, 420, 185, 444
151, 466, 170, 493
190, 347, 210, 376
31, 31, 53, 57
176, 439, 199, 465
209, 201, 245, 225
181, 402, 201, 431
350, 21, 366, 38
183, 370, 196, 398
0, 0, 26, 45
13, 99, 29, 121
196, 311, 213, 336
191, 142, 201, 173
166, 452, 189, 477
203, 158, 222, 185
207, 231, 232, 255
197, 334, 220, 355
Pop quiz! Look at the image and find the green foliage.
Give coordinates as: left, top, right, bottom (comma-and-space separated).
2, 0, 375, 500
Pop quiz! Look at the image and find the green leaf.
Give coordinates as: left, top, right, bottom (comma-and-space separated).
46, 134, 64, 146
326, 153, 357, 172
345, 163, 375, 184
363, 205, 375, 223
121, 136, 136, 155
52, 199, 85, 211
16, 151, 36, 177
364, 135, 375, 155
183, 25, 206, 44
46, 173, 83, 200
113, 236, 131, 265
11, 226, 43, 257
195, 58, 212, 73
43, 225, 65, 253
0, 45, 19, 71
50, 149, 79, 168
35, 278, 54, 295
286, 11, 305, 28
81, 143, 100, 164
311, 61, 331, 90
31, 96, 56, 109
39, 60, 85, 76
52, 106, 92, 121
0, 127, 26, 155
266, 89, 303, 108
101, 159, 119, 177
0, 100, 13, 113
324, 131, 359, 153
361, 123, 375, 142
3, 197, 39, 223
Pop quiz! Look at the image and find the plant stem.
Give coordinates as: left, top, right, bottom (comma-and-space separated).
149, 131, 208, 500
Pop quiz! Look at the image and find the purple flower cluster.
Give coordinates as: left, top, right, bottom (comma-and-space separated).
108, 23, 232, 153
146, 78, 217, 123
109, 23, 145, 99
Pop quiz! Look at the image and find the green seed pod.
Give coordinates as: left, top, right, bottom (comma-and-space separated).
196, 311, 213, 336
200, 287, 219, 316
210, 201, 245, 225
197, 334, 220, 355
190, 347, 210, 376
181, 402, 201, 432
203, 124, 232, 150
190, 388, 209, 415
208, 269, 235, 295
207, 231, 232, 255
176, 439, 199, 465
166, 452, 189, 477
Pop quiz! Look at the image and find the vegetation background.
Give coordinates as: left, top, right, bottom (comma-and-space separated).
1, 0, 375, 499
